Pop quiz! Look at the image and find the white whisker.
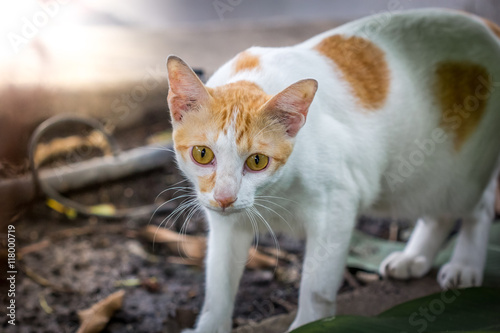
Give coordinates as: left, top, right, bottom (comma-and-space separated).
250, 206, 280, 273
178, 202, 203, 260
152, 197, 199, 250
142, 146, 176, 154
148, 193, 197, 226
244, 208, 260, 265
155, 182, 191, 201
256, 195, 299, 205
253, 202, 294, 234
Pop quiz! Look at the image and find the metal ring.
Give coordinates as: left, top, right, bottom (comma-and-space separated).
28, 114, 122, 218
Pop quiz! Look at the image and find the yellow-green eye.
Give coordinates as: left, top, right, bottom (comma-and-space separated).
246, 153, 269, 171
192, 146, 214, 165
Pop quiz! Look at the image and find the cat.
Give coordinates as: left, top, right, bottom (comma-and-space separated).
165, 8, 500, 333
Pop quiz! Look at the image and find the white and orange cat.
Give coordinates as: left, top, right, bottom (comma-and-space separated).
166, 9, 500, 332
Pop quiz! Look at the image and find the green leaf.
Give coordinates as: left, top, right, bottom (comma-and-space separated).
347, 222, 500, 286
291, 287, 500, 333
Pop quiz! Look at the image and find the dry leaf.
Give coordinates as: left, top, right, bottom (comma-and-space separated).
167, 255, 204, 267
142, 226, 279, 269
142, 225, 206, 260
355, 271, 380, 284
77, 290, 125, 333
246, 247, 278, 269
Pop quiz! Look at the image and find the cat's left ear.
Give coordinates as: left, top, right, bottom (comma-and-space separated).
166, 55, 211, 123
261, 79, 318, 137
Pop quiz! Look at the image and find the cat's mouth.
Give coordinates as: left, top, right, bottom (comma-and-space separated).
205, 204, 244, 215
200, 199, 250, 215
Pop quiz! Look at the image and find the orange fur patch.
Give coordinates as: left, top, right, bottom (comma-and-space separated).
209, 81, 271, 135
173, 80, 296, 174
173, 129, 208, 162
198, 172, 216, 193
209, 81, 294, 168
233, 51, 260, 73
435, 61, 491, 150
483, 18, 500, 39
314, 35, 389, 110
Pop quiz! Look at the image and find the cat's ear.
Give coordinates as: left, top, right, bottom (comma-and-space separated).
166, 55, 211, 123
261, 79, 318, 137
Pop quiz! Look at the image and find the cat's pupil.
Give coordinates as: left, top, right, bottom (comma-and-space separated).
201, 148, 206, 158
254, 155, 260, 165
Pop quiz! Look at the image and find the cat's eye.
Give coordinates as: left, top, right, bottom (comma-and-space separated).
192, 146, 214, 165
246, 153, 269, 171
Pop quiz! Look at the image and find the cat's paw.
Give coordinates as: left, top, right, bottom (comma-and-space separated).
437, 262, 483, 289
379, 251, 431, 279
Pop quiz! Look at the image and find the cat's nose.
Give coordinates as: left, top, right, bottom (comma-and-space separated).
214, 195, 237, 209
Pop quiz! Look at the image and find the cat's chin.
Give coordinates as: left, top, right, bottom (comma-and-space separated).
204, 205, 246, 216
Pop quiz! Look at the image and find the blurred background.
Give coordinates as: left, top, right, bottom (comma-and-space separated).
1, 1, 500, 332
0, 0, 499, 163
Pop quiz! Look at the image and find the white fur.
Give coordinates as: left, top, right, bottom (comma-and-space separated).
176, 9, 500, 333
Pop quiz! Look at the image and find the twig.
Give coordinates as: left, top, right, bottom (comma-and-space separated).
38, 291, 54, 314
389, 221, 399, 241
18, 262, 76, 293
343, 269, 361, 289
19, 225, 125, 259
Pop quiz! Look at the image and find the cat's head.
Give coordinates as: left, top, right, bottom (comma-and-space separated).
166, 55, 317, 214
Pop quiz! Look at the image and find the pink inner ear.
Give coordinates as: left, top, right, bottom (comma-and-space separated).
168, 93, 196, 122
167, 56, 210, 123
284, 112, 306, 137
263, 79, 318, 137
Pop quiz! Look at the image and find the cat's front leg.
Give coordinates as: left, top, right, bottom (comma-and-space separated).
183, 214, 253, 333
288, 201, 357, 331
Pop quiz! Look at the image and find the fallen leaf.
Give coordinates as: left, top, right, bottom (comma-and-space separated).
355, 271, 380, 284
141, 277, 161, 293
142, 226, 279, 269
167, 255, 204, 267
275, 266, 300, 284
77, 290, 125, 333
142, 225, 206, 260
246, 247, 278, 269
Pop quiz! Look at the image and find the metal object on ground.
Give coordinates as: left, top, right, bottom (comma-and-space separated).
13, 114, 178, 219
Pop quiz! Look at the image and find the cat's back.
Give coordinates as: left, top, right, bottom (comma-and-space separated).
300, 8, 500, 61
296, 8, 500, 217
294, 9, 500, 217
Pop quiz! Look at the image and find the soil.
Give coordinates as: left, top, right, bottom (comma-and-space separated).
0, 108, 440, 333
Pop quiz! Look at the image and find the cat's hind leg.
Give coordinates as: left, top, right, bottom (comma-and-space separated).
380, 216, 455, 279
438, 175, 496, 289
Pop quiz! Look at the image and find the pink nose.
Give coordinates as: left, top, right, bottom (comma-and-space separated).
214, 195, 237, 209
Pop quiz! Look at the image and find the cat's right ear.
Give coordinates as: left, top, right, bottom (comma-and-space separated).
166, 55, 211, 123
261, 79, 318, 137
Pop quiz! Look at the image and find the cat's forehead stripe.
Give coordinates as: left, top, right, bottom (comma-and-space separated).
314, 34, 389, 110
210, 81, 270, 135
233, 51, 260, 73
434, 61, 491, 150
